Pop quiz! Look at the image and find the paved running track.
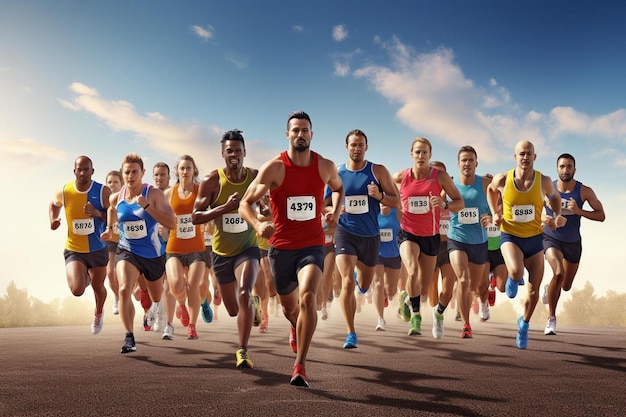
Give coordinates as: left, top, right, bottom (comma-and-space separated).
1, 304, 624, 416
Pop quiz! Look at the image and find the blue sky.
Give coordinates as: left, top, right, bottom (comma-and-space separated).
1, 0, 624, 304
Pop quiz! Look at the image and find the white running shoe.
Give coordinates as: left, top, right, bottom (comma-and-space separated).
112, 297, 119, 315
544, 316, 557, 335
541, 284, 549, 305
432, 308, 444, 339
376, 317, 386, 331
479, 300, 490, 322
151, 302, 166, 333
162, 323, 174, 340
91, 311, 103, 335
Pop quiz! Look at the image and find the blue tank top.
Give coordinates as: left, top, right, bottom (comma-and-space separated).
378, 208, 400, 258
337, 161, 381, 237
544, 180, 583, 243
117, 184, 165, 258
448, 175, 489, 244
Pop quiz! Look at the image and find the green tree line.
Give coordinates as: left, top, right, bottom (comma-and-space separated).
0, 280, 625, 328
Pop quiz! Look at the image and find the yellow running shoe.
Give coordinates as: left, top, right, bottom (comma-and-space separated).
398, 290, 411, 322
252, 295, 262, 327
235, 348, 253, 368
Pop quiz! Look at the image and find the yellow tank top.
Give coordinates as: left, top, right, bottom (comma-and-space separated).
501, 169, 543, 238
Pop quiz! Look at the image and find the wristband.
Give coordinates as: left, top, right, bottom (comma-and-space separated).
142, 203, 150, 210
444, 201, 449, 210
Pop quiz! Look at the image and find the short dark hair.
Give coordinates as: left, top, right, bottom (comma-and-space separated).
557, 153, 576, 167
221, 129, 245, 149
345, 129, 368, 145
458, 145, 477, 160
153, 161, 169, 173
287, 111, 312, 129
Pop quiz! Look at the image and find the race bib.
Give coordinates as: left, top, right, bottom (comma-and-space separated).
345, 195, 369, 214
380, 228, 393, 242
287, 196, 316, 221
407, 196, 429, 214
222, 213, 248, 233
72, 218, 94, 236
512, 205, 535, 223
560, 198, 573, 216
439, 220, 450, 236
124, 220, 147, 239
486, 223, 500, 238
176, 214, 196, 239
458, 207, 479, 225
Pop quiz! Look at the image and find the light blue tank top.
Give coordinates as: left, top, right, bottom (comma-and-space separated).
448, 175, 489, 244
117, 184, 165, 258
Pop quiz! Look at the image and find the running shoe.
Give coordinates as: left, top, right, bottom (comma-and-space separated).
201, 298, 213, 323
354, 272, 367, 294
112, 297, 119, 315
153, 302, 165, 333
145, 304, 156, 330
143, 314, 151, 331
259, 313, 269, 333
214, 289, 222, 306
252, 295, 262, 327
140, 289, 151, 311
376, 317, 386, 331
472, 299, 479, 315
455, 310, 462, 322
176, 305, 190, 327
408, 313, 422, 336
290, 364, 310, 388
516, 316, 529, 349
541, 284, 549, 305
91, 311, 103, 335
479, 300, 490, 322
544, 316, 557, 336
488, 287, 496, 307
384, 296, 389, 308
519, 277, 525, 285
289, 326, 297, 353
187, 323, 198, 340
398, 290, 411, 322
432, 308, 444, 339
162, 323, 174, 340
235, 348, 253, 368
120, 332, 136, 354
343, 332, 358, 349
505, 277, 520, 299
461, 323, 473, 339
321, 305, 328, 321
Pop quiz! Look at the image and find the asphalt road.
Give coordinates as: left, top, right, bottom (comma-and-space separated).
1, 304, 624, 417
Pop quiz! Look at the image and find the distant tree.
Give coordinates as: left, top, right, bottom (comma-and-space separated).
0, 281, 35, 327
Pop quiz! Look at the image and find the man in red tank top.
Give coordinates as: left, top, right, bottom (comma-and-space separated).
239, 111, 344, 388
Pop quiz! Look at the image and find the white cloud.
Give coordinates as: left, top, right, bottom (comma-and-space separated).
0, 134, 68, 163
225, 52, 249, 70
191, 24, 215, 42
334, 61, 350, 77
332, 25, 348, 42
293, 25, 304, 33
352, 36, 626, 163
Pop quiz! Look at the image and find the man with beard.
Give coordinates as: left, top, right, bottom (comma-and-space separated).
239, 111, 344, 387
192, 129, 261, 369
541, 153, 605, 336
334, 129, 399, 349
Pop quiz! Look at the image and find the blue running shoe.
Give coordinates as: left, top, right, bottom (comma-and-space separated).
354, 272, 367, 294
516, 316, 529, 349
343, 332, 357, 349
201, 298, 213, 323
519, 277, 525, 286
505, 277, 519, 299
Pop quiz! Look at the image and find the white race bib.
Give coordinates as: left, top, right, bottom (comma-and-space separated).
222, 213, 248, 233
345, 195, 369, 214
486, 223, 500, 238
380, 228, 393, 242
407, 196, 429, 214
512, 205, 535, 223
439, 220, 450, 236
458, 207, 479, 225
124, 220, 148, 239
72, 218, 94, 236
560, 198, 573, 216
176, 214, 196, 239
287, 196, 316, 221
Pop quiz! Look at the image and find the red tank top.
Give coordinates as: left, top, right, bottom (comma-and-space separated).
400, 167, 442, 237
269, 151, 325, 249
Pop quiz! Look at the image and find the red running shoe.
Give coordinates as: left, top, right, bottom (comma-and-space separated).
140, 290, 151, 311
176, 305, 190, 327
289, 326, 297, 353
290, 364, 309, 387
213, 288, 222, 306
384, 296, 389, 308
461, 323, 473, 339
